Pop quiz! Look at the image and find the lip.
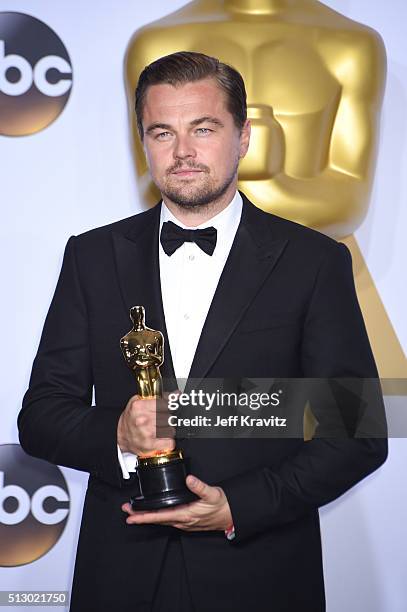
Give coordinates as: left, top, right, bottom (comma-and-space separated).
172, 169, 203, 176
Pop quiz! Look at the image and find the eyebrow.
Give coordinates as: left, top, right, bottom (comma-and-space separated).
145, 116, 225, 135
190, 116, 224, 128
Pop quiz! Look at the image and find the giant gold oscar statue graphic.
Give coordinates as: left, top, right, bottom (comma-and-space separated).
120, 306, 198, 509
125, 0, 406, 392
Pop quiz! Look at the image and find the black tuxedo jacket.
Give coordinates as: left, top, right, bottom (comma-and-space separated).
19, 193, 387, 612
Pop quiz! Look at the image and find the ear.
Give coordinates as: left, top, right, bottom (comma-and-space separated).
239, 119, 251, 159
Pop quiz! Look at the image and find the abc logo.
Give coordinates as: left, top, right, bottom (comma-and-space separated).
0, 444, 70, 567
0, 12, 73, 136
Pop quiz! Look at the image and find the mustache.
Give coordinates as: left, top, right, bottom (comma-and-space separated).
166, 161, 210, 175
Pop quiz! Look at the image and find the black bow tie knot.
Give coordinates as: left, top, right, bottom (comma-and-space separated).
160, 220, 217, 256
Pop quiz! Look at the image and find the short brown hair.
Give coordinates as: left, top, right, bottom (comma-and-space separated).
135, 51, 247, 140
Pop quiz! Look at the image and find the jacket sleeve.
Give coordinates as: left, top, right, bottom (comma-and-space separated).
18, 236, 124, 488
220, 242, 388, 543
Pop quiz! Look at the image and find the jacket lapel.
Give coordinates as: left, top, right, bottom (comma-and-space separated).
111, 203, 176, 383
111, 194, 288, 386
187, 195, 288, 383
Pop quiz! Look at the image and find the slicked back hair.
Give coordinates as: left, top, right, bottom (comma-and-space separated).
135, 51, 247, 140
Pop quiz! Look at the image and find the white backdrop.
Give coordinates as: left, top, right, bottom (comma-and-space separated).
1, 1, 406, 610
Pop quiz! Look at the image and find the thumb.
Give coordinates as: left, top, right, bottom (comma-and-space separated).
186, 474, 218, 501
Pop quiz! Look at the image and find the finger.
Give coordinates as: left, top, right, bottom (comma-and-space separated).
156, 425, 176, 440
156, 426, 176, 437
131, 398, 157, 414
156, 412, 176, 431
161, 390, 181, 400
158, 392, 181, 414
125, 507, 187, 525
156, 397, 170, 414
156, 402, 173, 417
186, 475, 219, 502
121, 502, 134, 515
153, 438, 176, 452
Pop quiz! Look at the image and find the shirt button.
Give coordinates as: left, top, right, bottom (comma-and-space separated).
188, 254, 195, 261
184, 313, 190, 320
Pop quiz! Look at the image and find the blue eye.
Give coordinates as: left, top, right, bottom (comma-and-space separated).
156, 131, 171, 140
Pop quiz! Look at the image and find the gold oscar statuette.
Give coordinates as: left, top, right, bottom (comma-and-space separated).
120, 305, 198, 509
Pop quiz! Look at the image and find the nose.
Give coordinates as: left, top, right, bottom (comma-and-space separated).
173, 133, 196, 160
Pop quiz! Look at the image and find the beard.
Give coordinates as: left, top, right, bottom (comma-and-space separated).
158, 158, 239, 210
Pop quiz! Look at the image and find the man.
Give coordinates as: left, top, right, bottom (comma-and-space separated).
19, 52, 387, 612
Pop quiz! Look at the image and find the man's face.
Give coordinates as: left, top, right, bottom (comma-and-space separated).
141, 78, 250, 209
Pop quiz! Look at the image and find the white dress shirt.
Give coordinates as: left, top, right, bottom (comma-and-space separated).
118, 191, 243, 478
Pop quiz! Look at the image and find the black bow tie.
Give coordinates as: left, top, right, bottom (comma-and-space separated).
160, 220, 217, 256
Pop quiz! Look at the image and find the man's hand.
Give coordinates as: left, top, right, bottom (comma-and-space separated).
117, 394, 175, 456
122, 475, 233, 532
